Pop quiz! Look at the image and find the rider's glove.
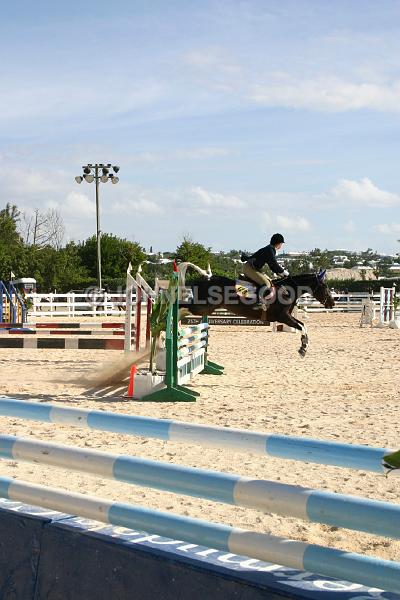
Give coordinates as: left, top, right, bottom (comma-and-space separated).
281, 269, 289, 277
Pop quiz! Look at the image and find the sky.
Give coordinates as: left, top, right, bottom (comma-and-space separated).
1, 0, 400, 255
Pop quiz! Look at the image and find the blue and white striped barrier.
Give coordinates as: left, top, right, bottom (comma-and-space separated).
0, 398, 391, 473
141, 276, 223, 401
179, 322, 209, 338
380, 286, 396, 324
0, 476, 399, 593
0, 432, 398, 539
177, 341, 206, 359
176, 322, 209, 384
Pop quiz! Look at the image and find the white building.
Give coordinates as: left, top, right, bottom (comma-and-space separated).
332, 255, 350, 266
388, 264, 400, 273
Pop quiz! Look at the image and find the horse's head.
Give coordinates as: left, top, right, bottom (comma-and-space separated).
312, 270, 335, 309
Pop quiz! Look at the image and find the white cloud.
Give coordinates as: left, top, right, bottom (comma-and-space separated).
262, 212, 273, 225
183, 43, 400, 114
190, 186, 246, 209
113, 196, 163, 215
183, 48, 243, 78
0, 79, 164, 124
375, 223, 400, 234
262, 212, 311, 231
126, 147, 231, 164
331, 178, 400, 207
182, 43, 400, 114
63, 192, 95, 218
344, 220, 356, 232
249, 76, 400, 113
276, 215, 311, 230
0, 166, 61, 198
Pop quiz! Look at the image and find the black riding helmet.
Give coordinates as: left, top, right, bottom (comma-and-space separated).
270, 233, 285, 245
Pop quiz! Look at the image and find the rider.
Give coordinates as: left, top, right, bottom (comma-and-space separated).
242, 233, 289, 289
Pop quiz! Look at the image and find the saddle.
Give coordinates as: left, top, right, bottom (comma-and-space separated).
235, 276, 276, 304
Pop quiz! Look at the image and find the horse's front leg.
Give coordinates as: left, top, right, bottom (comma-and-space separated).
288, 313, 309, 357
277, 313, 308, 357
297, 322, 309, 357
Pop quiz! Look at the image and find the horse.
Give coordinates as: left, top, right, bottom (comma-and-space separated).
178, 266, 335, 357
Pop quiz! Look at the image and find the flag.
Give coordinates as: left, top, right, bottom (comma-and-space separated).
10, 271, 15, 280
173, 259, 178, 272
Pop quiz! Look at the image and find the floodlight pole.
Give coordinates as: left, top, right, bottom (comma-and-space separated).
94, 165, 102, 291
75, 163, 120, 292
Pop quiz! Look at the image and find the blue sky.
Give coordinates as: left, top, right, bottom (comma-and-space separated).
1, 0, 400, 254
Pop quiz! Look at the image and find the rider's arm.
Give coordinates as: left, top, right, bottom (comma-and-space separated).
264, 245, 284, 274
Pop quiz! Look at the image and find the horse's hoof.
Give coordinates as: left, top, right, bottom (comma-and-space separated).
298, 348, 306, 357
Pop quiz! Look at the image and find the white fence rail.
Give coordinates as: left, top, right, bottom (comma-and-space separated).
299, 291, 399, 314
26, 292, 129, 318
24, 290, 399, 318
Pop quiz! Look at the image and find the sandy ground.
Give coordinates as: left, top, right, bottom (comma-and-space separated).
0, 312, 399, 562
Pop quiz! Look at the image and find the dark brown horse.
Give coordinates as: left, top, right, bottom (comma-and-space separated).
179, 269, 335, 357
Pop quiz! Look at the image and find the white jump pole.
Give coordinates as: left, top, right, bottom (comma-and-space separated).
124, 263, 134, 353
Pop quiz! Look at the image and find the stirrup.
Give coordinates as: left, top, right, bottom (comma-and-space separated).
259, 287, 276, 304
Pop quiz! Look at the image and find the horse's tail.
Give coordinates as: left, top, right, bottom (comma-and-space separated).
177, 262, 212, 288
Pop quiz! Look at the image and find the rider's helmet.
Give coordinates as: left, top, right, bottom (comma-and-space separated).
270, 233, 285, 245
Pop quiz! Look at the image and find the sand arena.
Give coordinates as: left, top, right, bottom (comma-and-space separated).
0, 312, 399, 561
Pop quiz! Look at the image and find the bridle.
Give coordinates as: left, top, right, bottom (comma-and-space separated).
314, 277, 331, 307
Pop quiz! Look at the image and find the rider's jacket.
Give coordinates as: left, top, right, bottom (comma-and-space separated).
249, 244, 284, 274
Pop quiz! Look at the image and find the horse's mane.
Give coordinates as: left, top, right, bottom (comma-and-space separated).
274, 273, 318, 286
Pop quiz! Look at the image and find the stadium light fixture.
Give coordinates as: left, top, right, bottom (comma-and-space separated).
74, 163, 121, 290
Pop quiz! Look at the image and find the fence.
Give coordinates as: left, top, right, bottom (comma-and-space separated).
0, 281, 27, 323
0, 398, 400, 594
299, 291, 399, 314
24, 290, 398, 318
25, 291, 129, 317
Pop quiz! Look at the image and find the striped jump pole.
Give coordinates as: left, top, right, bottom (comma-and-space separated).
141, 272, 223, 402
0, 399, 391, 473
0, 433, 399, 539
0, 476, 399, 593
0, 329, 132, 336
0, 338, 125, 350
31, 322, 127, 329
1, 322, 129, 329
380, 286, 396, 324
135, 286, 142, 352
146, 295, 152, 346
136, 266, 155, 352
124, 264, 154, 354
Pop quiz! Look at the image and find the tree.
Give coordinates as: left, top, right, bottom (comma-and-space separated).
309, 248, 331, 270
0, 203, 22, 246
226, 249, 242, 259
77, 234, 146, 282
288, 256, 313, 275
0, 204, 27, 279
175, 237, 212, 270
22, 208, 65, 249
36, 243, 89, 291
210, 254, 237, 277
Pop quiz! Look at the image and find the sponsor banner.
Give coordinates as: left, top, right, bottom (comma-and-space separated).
182, 317, 270, 326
